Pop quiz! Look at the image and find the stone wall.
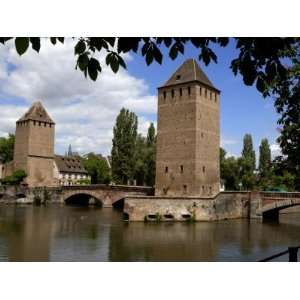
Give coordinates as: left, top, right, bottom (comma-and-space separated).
124, 192, 251, 221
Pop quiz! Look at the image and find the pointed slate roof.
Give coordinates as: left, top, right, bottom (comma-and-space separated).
17, 101, 55, 124
160, 58, 220, 92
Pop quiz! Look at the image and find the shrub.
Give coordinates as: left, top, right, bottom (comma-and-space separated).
1, 169, 27, 185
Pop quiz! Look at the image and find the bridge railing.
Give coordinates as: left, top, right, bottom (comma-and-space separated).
260, 192, 300, 199
259, 246, 300, 262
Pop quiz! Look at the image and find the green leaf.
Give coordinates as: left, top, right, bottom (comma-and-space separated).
152, 44, 162, 64
141, 43, 148, 56
77, 53, 89, 71
110, 55, 119, 73
163, 38, 172, 47
118, 55, 126, 69
88, 61, 98, 81
106, 53, 112, 65
75, 40, 86, 55
169, 45, 178, 60
256, 77, 266, 93
89, 57, 102, 72
145, 53, 153, 65
30, 37, 41, 52
50, 37, 57, 45
15, 37, 29, 56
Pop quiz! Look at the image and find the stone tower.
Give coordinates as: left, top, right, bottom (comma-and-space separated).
14, 101, 55, 187
155, 59, 220, 197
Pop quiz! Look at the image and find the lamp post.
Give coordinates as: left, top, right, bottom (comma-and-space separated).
238, 182, 242, 191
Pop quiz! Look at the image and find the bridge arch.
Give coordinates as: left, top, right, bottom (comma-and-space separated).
260, 198, 300, 221
64, 191, 104, 206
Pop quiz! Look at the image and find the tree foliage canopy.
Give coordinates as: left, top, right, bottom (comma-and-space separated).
111, 108, 138, 184
81, 153, 111, 184
1, 169, 27, 185
0, 134, 15, 163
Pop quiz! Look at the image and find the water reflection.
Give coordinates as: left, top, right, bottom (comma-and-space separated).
0, 205, 300, 261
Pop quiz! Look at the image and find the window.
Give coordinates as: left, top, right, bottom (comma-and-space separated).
209, 186, 212, 194
33, 121, 36, 126
205, 89, 207, 98
176, 75, 181, 81
202, 186, 205, 193
199, 87, 202, 95
180, 165, 184, 173
44, 123, 46, 127
215, 93, 217, 102
202, 166, 206, 173
171, 89, 174, 98
183, 185, 187, 193
165, 166, 168, 173
179, 88, 182, 97
163, 91, 166, 99
201, 132, 204, 138
39, 122, 41, 126
210, 91, 212, 100
188, 87, 191, 96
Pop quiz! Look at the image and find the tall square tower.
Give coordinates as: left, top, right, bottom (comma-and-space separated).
155, 59, 220, 197
14, 101, 55, 187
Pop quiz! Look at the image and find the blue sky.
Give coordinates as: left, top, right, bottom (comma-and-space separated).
0, 39, 281, 158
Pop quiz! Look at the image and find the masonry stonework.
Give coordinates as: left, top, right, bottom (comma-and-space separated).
155, 59, 220, 198
13, 102, 56, 187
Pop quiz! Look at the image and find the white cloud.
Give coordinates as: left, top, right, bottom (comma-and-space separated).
0, 39, 156, 155
270, 143, 282, 158
221, 138, 238, 147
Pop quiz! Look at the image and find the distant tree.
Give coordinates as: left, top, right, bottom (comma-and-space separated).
0, 134, 15, 163
1, 169, 27, 185
220, 147, 227, 178
271, 156, 296, 191
220, 148, 240, 191
111, 108, 138, 184
258, 138, 272, 189
82, 153, 111, 184
259, 138, 271, 176
134, 134, 148, 185
145, 123, 156, 186
240, 134, 256, 190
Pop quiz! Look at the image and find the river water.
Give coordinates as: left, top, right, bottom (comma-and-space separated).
0, 204, 300, 262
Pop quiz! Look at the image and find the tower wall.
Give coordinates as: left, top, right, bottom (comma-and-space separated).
14, 118, 55, 187
155, 82, 220, 197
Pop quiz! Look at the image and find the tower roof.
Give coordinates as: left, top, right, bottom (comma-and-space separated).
17, 101, 55, 124
159, 58, 220, 92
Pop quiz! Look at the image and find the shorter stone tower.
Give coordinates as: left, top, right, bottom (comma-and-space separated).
155, 59, 220, 197
14, 101, 55, 187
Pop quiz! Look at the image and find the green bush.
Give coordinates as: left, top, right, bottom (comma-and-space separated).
78, 178, 91, 185
1, 169, 27, 185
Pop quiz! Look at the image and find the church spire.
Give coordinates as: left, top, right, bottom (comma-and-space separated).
67, 144, 73, 156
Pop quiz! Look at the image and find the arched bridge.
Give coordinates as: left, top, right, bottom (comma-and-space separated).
29, 184, 154, 207
258, 192, 300, 220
